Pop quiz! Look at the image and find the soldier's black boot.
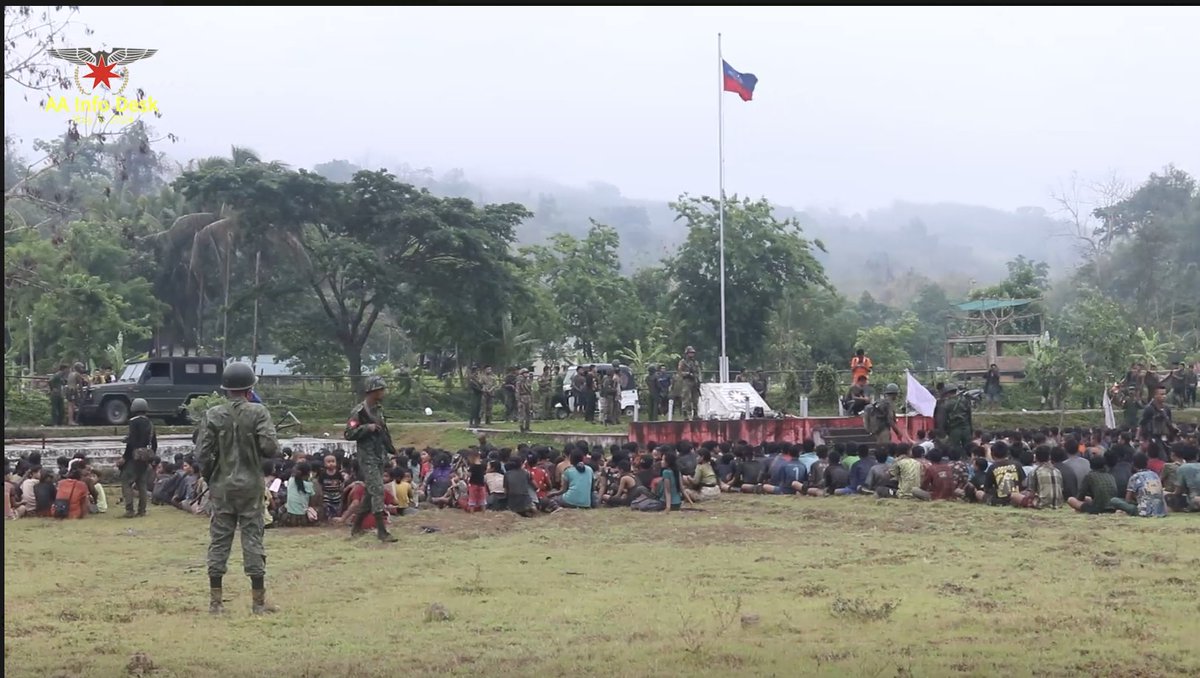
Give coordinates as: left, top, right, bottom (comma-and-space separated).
375, 512, 398, 543
350, 510, 368, 537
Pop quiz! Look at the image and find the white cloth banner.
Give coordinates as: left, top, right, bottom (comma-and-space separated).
1102, 389, 1117, 429
905, 370, 937, 417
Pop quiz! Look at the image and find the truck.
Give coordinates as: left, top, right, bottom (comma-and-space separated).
78, 356, 226, 425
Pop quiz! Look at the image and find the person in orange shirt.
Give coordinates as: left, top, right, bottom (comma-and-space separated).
55, 468, 90, 519
850, 349, 873, 383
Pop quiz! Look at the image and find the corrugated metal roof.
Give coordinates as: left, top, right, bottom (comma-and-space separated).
954, 299, 1035, 312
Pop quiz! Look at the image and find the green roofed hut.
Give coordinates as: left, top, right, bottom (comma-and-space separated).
945, 298, 1042, 379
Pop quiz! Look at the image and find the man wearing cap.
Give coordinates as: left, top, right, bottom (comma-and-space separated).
516, 368, 534, 433
343, 376, 398, 543
678, 347, 701, 420
196, 362, 280, 615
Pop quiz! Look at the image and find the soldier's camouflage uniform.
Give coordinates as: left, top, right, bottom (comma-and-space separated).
344, 399, 396, 517
517, 374, 533, 432
678, 356, 701, 419
197, 398, 278, 581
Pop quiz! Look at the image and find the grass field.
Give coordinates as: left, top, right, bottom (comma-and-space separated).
5, 497, 1199, 678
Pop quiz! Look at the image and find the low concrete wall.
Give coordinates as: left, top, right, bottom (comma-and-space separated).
629, 415, 935, 446
4, 435, 355, 470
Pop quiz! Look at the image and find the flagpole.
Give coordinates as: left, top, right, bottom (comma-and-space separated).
717, 32, 729, 384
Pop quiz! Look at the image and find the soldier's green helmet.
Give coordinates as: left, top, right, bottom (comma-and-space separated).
74, 361, 85, 371
884, 383, 900, 395
220, 362, 258, 391
130, 398, 149, 414
364, 375, 388, 394
611, 361, 620, 368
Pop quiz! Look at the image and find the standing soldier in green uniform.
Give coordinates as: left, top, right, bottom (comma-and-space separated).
65, 362, 88, 425
602, 362, 621, 426
538, 365, 554, 420
864, 383, 907, 445
517, 368, 534, 432
677, 346, 701, 420
48, 364, 69, 426
197, 362, 280, 615
468, 364, 484, 427
941, 384, 973, 451
344, 376, 398, 543
481, 366, 497, 426
118, 398, 156, 518
646, 365, 660, 422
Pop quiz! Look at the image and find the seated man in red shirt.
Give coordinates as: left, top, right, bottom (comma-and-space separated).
923, 450, 961, 500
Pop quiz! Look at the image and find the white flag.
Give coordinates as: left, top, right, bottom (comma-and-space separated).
905, 370, 937, 417
1102, 389, 1116, 429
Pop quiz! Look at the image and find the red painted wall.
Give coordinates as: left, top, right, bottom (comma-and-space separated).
628, 415, 936, 447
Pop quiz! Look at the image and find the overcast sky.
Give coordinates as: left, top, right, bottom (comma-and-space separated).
5, 6, 1198, 214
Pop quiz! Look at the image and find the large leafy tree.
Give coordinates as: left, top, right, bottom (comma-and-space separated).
522, 220, 640, 361
668, 194, 828, 364
297, 170, 527, 378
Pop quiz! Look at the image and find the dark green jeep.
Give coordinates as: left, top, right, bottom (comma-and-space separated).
78, 357, 225, 425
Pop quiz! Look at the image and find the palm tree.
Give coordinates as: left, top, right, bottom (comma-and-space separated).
481, 313, 538, 368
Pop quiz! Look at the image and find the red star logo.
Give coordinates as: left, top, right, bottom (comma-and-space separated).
83, 56, 121, 90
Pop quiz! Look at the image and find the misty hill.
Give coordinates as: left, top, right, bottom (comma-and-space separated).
314, 160, 1072, 304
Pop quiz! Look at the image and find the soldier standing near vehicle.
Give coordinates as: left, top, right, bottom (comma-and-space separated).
678, 346, 701, 420
65, 362, 88, 425
646, 365, 660, 422
601, 362, 621, 426
571, 367, 586, 416
48, 364, 69, 426
582, 366, 598, 423
196, 362, 279, 615
468, 364, 484, 427
118, 398, 156, 518
344, 376, 398, 543
481, 366, 497, 426
517, 368, 534, 433
538, 366, 554, 420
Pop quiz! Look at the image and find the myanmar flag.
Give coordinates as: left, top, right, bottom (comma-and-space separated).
722, 60, 757, 101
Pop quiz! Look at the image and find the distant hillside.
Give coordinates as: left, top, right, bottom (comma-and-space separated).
315, 160, 1072, 304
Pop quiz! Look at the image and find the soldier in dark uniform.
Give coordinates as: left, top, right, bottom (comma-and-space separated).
196, 362, 279, 615
752, 370, 768, 401
467, 364, 483, 427
481, 366, 497, 425
538, 366, 554, 420
678, 346, 701, 419
1139, 385, 1177, 443
65, 362, 88, 425
583, 366, 598, 423
344, 376, 398, 543
601, 362, 621, 426
502, 368, 518, 422
941, 384, 973, 451
517, 368, 534, 433
48, 364, 69, 426
646, 365, 660, 422
117, 398, 156, 518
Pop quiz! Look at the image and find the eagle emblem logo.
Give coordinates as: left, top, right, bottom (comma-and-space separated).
47, 48, 157, 95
